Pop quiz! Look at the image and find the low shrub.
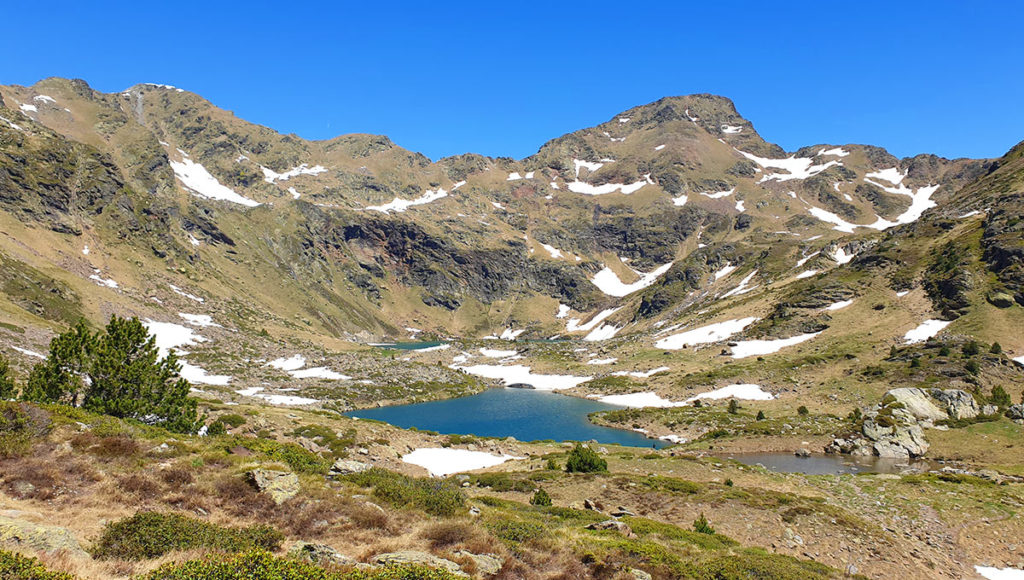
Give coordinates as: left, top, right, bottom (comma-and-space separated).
140, 549, 461, 580
343, 469, 465, 517
0, 549, 75, 580
421, 521, 475, 549
92, 512, 283, 560
0, 402, 50, 458
530, 488, 552, 507
486, 519, 546, 543
217, 413, 247, 428
565, 443, 607, 473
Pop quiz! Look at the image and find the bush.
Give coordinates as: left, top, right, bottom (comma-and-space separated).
565, 443, 607, 473
217, 413, 247, 428
727, 399, 739, 414
962, 341, 980, 356
21, 317, 199, 433
796, 406, 809, 416
965, 360, 980, 375
206, 420, 227, 436
486, 519, 546, 543
421, 521, 475, 549
92, 512, 283, 560
0, 402, 50, 458
990, 342, 1003, 354
990, 386, 1012, 408
344, 469, 465, 517
141, 549, 462, 580
693, 512, 715, 535
0, 549, 76, 580
545, 458, 559, 470
755, 410, 766, 421
0, 355, 16, 400
530, 488, 552, 507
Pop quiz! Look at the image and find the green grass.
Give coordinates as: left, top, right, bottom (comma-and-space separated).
141, 550, 462, 580
342, 468, 466, 517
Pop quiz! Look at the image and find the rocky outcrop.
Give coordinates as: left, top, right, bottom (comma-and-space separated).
329, 459, 371, 476
0, 515, 88, 558
826, 387, 981, 458
373, 551, 467, 577
247, 469, 299, 504
585, 520, 637, 538
454, 551, 503, 576
1007, 404, 1024, 424
289, 541, 355, 566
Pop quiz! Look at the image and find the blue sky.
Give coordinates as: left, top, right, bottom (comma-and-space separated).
2, 1, 1022, 160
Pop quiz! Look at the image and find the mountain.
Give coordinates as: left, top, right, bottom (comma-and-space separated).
1, 78, 1023, 580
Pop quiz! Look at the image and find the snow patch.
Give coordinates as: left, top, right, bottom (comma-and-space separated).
11, 346, 45, 359
599, 392, 685, 408
974, 566, 1024, 580
365, 188, 447, 214
730, 332, 821, 359
540, 243, 563, 259
795, 270, 818, 279
721, 125, 743, 134
737, 149, 841, 183
171, 157, 261, 207
591, 262, 674, 297
684, 384, 774, 404
700, 187, 735, 200
453, 364, 591, 390
720, 270, 758, 299
904, 320, 951, 344
402, 448, 520, 477
655, 317, 759, 349
587, 358, 618, 365
261, 164, 327, 183
169, 284, 204, 303
178, 313, 221, 327
672, 195, 688, 206
825, 299, 854, 311
611, 367, 670, 379
566, 308, 621, 333
480, 348, 518, 358
556, 304, 571, 319
818, 147, 850, 157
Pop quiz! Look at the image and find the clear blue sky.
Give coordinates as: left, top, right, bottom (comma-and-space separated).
3, 1, 1022, 161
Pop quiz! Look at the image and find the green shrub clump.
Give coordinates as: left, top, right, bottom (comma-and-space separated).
344, 468, 465, 516
141, 549, 461, 580
92, 512, 283, 560
530, 488, 552, 506
565, 443, 607, 473
0, 549, 75, 580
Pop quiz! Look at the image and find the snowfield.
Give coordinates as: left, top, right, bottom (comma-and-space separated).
170, 157, 261, 207
598, 392, 685, 408
737, 150, 841, 182
365, 187, 447, 214
904, 319, 951, 344
261, 163, 327, 183
402, 448, 521, 477
729, 332, 821, 359
591, 262, 674, 297
655, 317, 759, 349
452, 364, 591, 390
684, 384, 774, 404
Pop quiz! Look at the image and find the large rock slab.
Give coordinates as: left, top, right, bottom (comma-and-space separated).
886, 388, 947, 422
0, 515, 88, 558
330, 459, 371, 476
374, 551, 467, 577
929, 389, 979, 420
247, 469, 299, 504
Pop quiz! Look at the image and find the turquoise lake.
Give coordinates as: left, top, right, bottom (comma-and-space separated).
344, 387, 669, 448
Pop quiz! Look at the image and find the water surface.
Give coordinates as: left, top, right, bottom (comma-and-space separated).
345, 387, 668, 448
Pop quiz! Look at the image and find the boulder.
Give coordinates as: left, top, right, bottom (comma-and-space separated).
885, 388, 947, 422
373, 551, 467, 577
987, 291, 1015, 308
330, 459, 372, 476
928, 389, 979, 420
586, 519, 637, 538
455, 551, 503, 576
247, 469, 299, 504
794, 448, 811, 458
629, 568, 653, 580
0, 515, 89, 558
1007, 404, 1024, 423
289, 541, 354, 566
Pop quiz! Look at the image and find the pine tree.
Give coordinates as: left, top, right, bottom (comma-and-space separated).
22, 320, 93, 405
693, 512, 715, 534
565, 443, 607, 473
22, 316, 199, 433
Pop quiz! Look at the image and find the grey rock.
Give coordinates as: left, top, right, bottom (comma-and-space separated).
289, 541, 354, 566
374, 551, 467, 577
929, 388, 979, 420
629, 568, 653, 580
247, 469, 299, 504
331, 459, 372, 476
586, 519, 636, 538
1007, 404, 1024, 423
455, 551, 503, 576
794, 448, 811, 458
0, 515, 88, 558
610, 506, 635, 517
886, 388, 947, 422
